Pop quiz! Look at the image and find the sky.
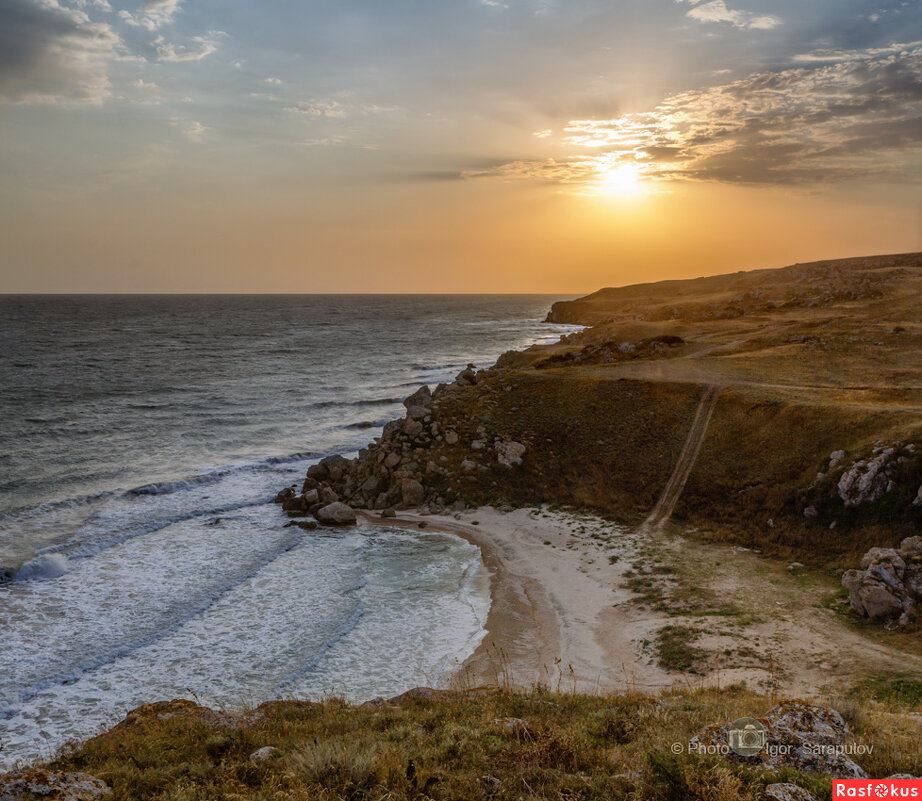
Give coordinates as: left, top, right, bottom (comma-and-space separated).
0, 0, 920, 292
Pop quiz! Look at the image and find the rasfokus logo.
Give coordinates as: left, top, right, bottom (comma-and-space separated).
834, 780, 922, 797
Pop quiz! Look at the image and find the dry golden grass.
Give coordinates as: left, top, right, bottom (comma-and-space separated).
40, 685, 921, 801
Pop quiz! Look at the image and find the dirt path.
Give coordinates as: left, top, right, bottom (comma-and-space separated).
642, 385, 719, 532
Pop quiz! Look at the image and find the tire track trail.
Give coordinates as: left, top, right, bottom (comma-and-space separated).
642, 385, 719, 533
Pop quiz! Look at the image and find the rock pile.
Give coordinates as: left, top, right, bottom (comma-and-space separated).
691, 701, 866, 778
274, 366, 527, 525
842, 536, 922, 625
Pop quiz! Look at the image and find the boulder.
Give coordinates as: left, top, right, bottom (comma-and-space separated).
444, 430, 459, 445
249, 746, 281, 762
281, 494, 309, 514
690, 701, 866, 778
382, 419, 404, 440
320, 454, 352, 483
404, 420, 424, 438
403, 385, 432, 410
302, 488, 319, 504
461, 460, 477, 472
274, 487, 295, 504
316, 502, 356, 525
406, 405, 428, 420
319, 486, 339, 505
914, 485, 922, 507
306, 463, 328, 480
360, 476, 385, 500
842, 537, 922, 622
859, 547, 905, 573
470, 439, 485, 451
495, 440, 526, 467
383, 452, 401, 469
837, 450, 895, 507
455, 365, 477, 385
401, 480, 426, 507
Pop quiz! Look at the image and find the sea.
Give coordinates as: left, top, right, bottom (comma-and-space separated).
0, 294, 579, 768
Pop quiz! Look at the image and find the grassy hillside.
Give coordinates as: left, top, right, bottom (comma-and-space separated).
36, 685, 922, 801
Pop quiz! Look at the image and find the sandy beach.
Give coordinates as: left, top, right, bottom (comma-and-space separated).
364, 505, 922, 701
362, 506, 678, 694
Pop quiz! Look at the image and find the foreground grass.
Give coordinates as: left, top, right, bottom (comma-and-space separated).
44, 685, 922, 801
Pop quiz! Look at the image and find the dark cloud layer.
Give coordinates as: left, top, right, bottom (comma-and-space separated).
0, 0, 120, 102
467, 43, 922, 187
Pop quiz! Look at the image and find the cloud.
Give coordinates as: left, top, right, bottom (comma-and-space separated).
285, 99, 347, 118
265, 76, 282, 85
170, 117, 207, 140
680, 0, 780, 31
118, 0, 182, 31
465, 43, 922, 187
0, 0, 123, 103
154, 30, 224, 61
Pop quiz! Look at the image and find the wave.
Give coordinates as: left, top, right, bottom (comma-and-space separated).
275, 574, 368, 694
3, 452, 322, 579
0, 489, 119, 527
2, 529, 305, 716
13, 553, 70, 581
311, 397, 402, 409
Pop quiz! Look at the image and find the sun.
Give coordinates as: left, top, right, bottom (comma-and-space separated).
597, 163, 644, 197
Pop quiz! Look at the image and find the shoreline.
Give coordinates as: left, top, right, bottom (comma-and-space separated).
363, 504, 922, 701
360, 507, 679, 695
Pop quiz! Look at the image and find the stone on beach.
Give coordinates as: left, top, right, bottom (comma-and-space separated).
315, 502, 356, 525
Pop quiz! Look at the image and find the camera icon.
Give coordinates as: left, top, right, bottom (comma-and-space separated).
727, 717, 767, 756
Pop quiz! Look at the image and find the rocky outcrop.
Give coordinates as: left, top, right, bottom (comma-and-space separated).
691, 701, 866, 778
838, 447, 898, 506
842, 536, 922, 625
0, 770, 111, 800
275, 364, 528, 524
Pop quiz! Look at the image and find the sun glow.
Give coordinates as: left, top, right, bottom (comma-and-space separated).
598, 163, 644, 197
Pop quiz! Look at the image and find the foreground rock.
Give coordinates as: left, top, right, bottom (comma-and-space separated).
842, 536, 922, 624
315, 502, 357, 525
691, 701, 866, 778
0, 770, 111, 801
